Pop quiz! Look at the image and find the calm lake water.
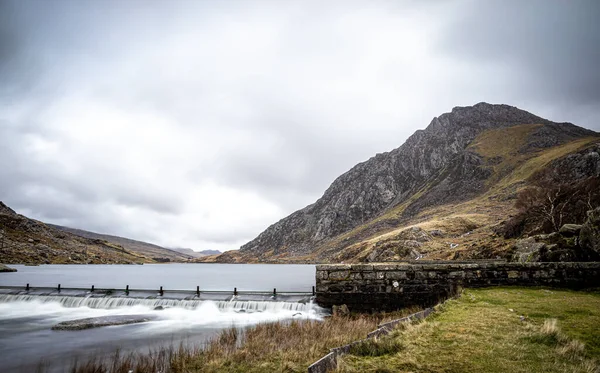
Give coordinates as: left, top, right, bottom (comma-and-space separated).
0, 264, 321, 373
1, 263, 316, 291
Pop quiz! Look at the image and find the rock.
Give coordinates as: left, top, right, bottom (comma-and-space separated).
559, 224, 583, 237
0, 264, 17, 272
332, 304, 350, 317
366, 247, 396, 262
429, 229, 445, 237
512, 238, 546, 262
0, 201, 17, 215
580, 207, 600, 255
153, 306, 165, 311
51, 314, 158, 330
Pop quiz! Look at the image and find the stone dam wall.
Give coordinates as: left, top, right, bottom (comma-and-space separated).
315, 262, 600, 312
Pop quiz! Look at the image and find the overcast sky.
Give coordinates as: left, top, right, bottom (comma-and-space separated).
1, 0, 598, 251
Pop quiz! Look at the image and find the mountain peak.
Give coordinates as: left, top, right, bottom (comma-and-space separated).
231, 104, 598, 263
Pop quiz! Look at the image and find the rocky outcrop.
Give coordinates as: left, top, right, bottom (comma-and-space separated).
0, 202, 16, 216
512, 219, 600, 262
0, 264, 17, 272
238, 103, 597, 260
580, 207, 600, 255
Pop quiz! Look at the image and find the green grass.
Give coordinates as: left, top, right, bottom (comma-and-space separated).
338, 287, 600, 373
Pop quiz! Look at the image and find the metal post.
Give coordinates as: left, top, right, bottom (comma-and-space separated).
196, 285, 200, 297
26, 283, 29, 291
234, 287, 238, 296
273, 288, 277, 297
91, 285, 95, 292
312, 286, 315, 296
125, 285, 129, 295
57, 284, 61, 293
159, 286, 163, 296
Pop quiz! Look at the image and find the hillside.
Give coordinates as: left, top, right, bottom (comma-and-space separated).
48, 225, 192, 261
170, 248, 221, 258
208, 103, 600, 263
0, 202, 190, 264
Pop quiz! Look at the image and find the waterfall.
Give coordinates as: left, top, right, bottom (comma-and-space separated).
0, 293, 321, 314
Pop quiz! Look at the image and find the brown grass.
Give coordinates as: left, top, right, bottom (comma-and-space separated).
56, 309, 417, 373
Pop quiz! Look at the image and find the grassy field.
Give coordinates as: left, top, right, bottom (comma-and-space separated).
338, 287, 600, 373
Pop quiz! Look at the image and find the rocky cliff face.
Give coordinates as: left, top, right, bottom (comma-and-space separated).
239, 103, 597, 260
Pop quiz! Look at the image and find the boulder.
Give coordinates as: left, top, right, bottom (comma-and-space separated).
580, 207, 600, 255
51, 314, 158, 331
332, 304, 350, 317
0, 264, 17, 272
512, 238, 545, 262
559, 224, 583, 237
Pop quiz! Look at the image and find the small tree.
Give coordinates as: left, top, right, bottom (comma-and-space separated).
506, 175, 600, 237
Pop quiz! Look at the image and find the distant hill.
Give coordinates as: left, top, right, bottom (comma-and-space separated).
208, 103, 600, 264
0, 202, 153, 264
48, 225, 193, 261
170, 248, 222, 258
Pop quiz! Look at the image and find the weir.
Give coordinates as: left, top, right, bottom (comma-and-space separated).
0, 293, 317, 313
0, 285, 320, 314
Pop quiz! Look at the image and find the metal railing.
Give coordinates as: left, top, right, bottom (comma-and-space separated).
0, 284, 316, 297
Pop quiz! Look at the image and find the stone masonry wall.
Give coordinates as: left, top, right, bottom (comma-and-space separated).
316, 262, 600, 312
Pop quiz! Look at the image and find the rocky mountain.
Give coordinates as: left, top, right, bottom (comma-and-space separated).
0, 203, 191, 264
211, 103, 599, 263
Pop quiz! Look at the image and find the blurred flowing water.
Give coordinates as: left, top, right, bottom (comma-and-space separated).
0, 264, 321, 372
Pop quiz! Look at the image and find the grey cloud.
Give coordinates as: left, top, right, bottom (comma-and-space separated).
1, 0, 598, 250
438, 0, 600, 106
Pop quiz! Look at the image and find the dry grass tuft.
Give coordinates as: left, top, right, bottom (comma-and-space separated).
60, 309, 416, 373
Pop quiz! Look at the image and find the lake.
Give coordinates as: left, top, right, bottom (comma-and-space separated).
0, 264, 322, 372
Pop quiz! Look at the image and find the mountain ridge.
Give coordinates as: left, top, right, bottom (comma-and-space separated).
48, 224, 193, 261
214, 103, 598, 263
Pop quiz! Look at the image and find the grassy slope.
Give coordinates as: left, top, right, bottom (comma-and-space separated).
0, 214, 155, 264
339, 287, 600, 373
